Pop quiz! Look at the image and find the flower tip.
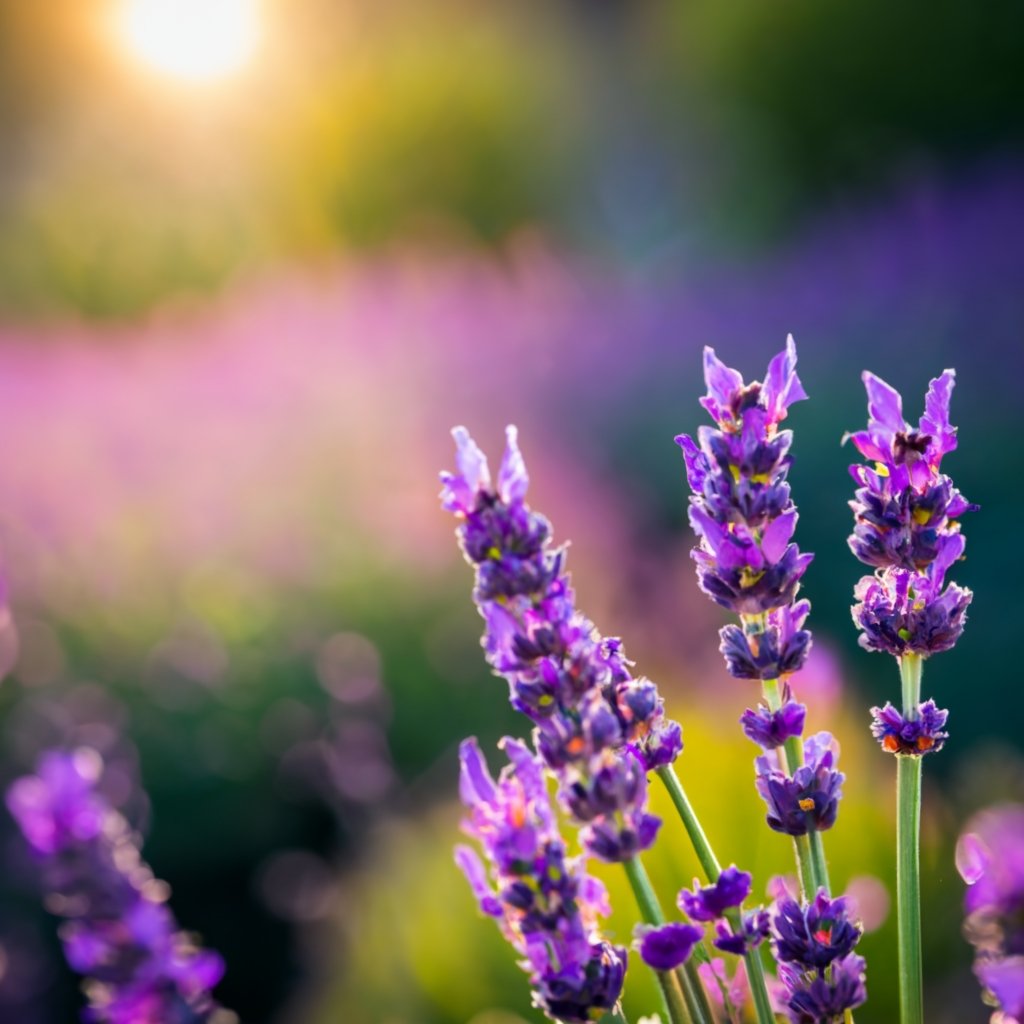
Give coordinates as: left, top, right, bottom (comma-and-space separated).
498, 424, 528, 503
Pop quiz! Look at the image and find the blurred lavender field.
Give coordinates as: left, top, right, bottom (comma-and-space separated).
0, 163, 1020, 1021
0, 2, 1022, 1021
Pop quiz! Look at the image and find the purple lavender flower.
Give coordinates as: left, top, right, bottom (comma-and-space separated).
772, 890, 862, 971
852, 558, 972, 657
740, 687, 807, 750
847, 368, 975, 665
720, 601, 813, 681
636, 923, 704, 972
678, 865, 752, 922
846, 369, 976, 572
6, 749, 230, 1024
456, 737, 627, 1023
957, 804, 1024, 1021
677, 338, 814, 624
442, 426, 677, 861
869, 699, 949, 755
712, 909, 771, 956
781, 953, 867, 1023
754, 733, 844, 836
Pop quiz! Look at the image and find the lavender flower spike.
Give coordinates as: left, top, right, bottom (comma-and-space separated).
677, 338, 814, 670
847, 367, 975, 659
457, 737, 626, 1023
442, 426, 678, 861
6, 748, 232, 1024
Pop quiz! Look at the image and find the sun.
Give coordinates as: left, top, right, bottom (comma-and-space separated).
116, 0, 261, 83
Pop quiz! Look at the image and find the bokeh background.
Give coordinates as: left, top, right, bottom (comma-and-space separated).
0, 1, 1021, 1021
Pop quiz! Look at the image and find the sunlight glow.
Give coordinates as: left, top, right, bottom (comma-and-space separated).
117, 0, 261, 83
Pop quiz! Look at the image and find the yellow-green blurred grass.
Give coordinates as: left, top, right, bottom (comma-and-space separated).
312, 695, 908, 1023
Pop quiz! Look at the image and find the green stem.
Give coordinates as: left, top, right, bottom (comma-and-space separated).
656, 766, 776, 1024
678, 961, 716, 1024
655, 766, 721, 880
808, 829, 831, 895
897, 654, 924, 1024
791, 832, 817, 899
622, 857, 695, 1024
741, 942, 779, 1024
762, 677, 828, 899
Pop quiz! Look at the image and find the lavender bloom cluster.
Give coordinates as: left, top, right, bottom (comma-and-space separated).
637, 866, 770, 974
676, 338, 813, 673
441, 426, 681, 862
846, 370, 975, 753
754, 733, 844, 838
772, 890, 867, 1023
676, 340, 844, 840
456, 737, 626, 1022
957, 805, 1024, 1023
6, 748, 231, 1024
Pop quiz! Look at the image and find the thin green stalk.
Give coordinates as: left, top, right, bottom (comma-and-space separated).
622, 856, 696, 1024
791, 832, 816, 899
763, 677, 827, 899
808, 829, 831, 895
741, 941, 779, 1024
656, 765, 777, 1024
677, 960, 716, 1024
655, 766, 721, 880
897, 654, 924, 1024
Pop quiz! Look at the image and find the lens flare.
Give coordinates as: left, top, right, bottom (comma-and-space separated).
117, 0, 260, 82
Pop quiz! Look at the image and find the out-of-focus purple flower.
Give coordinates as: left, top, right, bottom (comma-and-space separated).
678, 866, 752, 922
958, 804, 1024, 1021
772, 890, 862, 971
754, 733, 844, 836
456, 737, 626, 1023
869, 699, 949, 756
6, 748, 108, 856
636, 923, 704, 972
442, 426, 677, 861
698, 958, 791, 1020
977, 958, 1024, 1021
720, 602, 813, 681
712, 909, 770, 956
6, 749, 230, 1024
781, 953, 867, 1023
676, 339, 814, 678
740, 687, 807, 750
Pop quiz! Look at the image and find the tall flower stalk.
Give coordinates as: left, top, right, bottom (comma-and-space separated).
441, 423, 803, 1024
676, 340, 836, 892
675, 338, 864, 1023
441, 426, 760, 1023
846, 368, 975, 1024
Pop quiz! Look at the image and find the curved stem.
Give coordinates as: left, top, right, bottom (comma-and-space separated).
897, 649, 925, 1024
